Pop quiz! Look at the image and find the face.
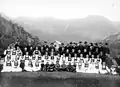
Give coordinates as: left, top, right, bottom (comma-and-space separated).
26, 52, 29, 55
74, 54, 77, 57
84, 49, 87, 52
80, 54, 83, 57
92, 55, 94, 58
25, 47, 27, 51
66, 49, 69, 53
36, 47, 38, 50
72, 49, 75, 52
86, 55, 89, 58
63, 54, 65, 57
30, 47, 33, 50
78, 50, 81, 53
69, 54, 71, 57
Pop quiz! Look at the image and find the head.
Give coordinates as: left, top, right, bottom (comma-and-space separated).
36, 46, 38, 50
86, 55, 89, 58
84, 49, 87, 52
63, 53, 65, 57
30, 46, 33, 50
80, 54, 83, 57
68, 54, 71, 57
92, 55, 94, 58
97, 55, 99, 58
66, 49, 69, 53
26, 52, 29, 55
57, 53, 60, 57
72, 49, 75, 53
74, 53, 77, 57
24, 47, 27, 51
78, 50, 81, 53
16, 46, 20, 50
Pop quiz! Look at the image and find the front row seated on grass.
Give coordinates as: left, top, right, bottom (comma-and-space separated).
0, 57, 118, 75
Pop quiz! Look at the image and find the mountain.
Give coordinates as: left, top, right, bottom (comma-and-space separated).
14, 15, 119, 42
0, 14, 40, 54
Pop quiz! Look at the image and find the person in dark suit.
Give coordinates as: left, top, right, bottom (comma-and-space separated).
41, 60, 45, 71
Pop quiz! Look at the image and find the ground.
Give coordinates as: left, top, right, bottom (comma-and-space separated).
0, 72, 120, 87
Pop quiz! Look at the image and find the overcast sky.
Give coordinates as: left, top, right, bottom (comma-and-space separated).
0, 0, 120, 21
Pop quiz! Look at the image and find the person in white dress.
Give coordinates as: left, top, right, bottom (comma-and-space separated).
24, 59, 33, 72
12, 57, 22, 72
32, 59, 41, 72
76, 54, 84, 73
2, 58, 12, 72
99, 62, 110, 74
84, 55, 90, 73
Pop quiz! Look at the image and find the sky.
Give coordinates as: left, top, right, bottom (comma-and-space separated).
0, 0, 120, 21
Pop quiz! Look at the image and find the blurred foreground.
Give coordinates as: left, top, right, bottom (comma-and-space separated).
0, 72, 120, 87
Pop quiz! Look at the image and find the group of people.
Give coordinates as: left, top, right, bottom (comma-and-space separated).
0, 41, 118, 75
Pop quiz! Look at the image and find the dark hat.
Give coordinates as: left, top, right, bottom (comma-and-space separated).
79, 41, 82, 43
105, 43, 108, 45
84, 41, 87, 44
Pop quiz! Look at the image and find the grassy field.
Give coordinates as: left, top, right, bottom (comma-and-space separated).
0, 72, 120, 87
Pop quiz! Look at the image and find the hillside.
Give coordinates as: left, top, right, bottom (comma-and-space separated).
14, 15, 119, 42
0, 15, 40, 54
104, 32, 120, 57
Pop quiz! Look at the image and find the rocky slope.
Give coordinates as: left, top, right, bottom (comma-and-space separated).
0, 14, 40, 54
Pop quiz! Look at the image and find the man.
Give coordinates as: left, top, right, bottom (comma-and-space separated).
20, 57, 25, 72
33, 47, 41, 56
61, 61, 67, 72
41, 60, 45, 71
72, 62, 76, 72
67, 62, 73, 72
55, 61, 60, 71
48, 62, 55, 72
45, 62, 50, 72
0, 56, 3, 72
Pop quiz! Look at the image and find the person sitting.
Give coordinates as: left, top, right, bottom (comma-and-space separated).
20, 57, 25, 72
41, 60, 45, 71
48, 62, 55, 72
2, 58, 12, 72
67, 62, 73, 72
76, 58, 84, 73
33, 59, 41, 72
24, 59, 33, 72
55, 61, 60, 71
84, 55, 90, 73
99, 62, 110, 74
12, 57, 22, 72
72, 62, 76, 72
61, 61, 67, 72
111, 65, 118, 75
45, 62, 50, 72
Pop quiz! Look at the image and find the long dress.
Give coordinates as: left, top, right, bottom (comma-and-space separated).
33, 61, 41, 72
2, 60, 12, 72
12, 60, 22, 72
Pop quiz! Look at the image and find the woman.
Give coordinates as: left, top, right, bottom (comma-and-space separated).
2, 58, 12, 72
76, 56, 84, 73
24, 59, 33, 72
84, 55, 90, 73
99, 62, 110, 74
12, 57, 22, 72
33, 59, 41, 72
